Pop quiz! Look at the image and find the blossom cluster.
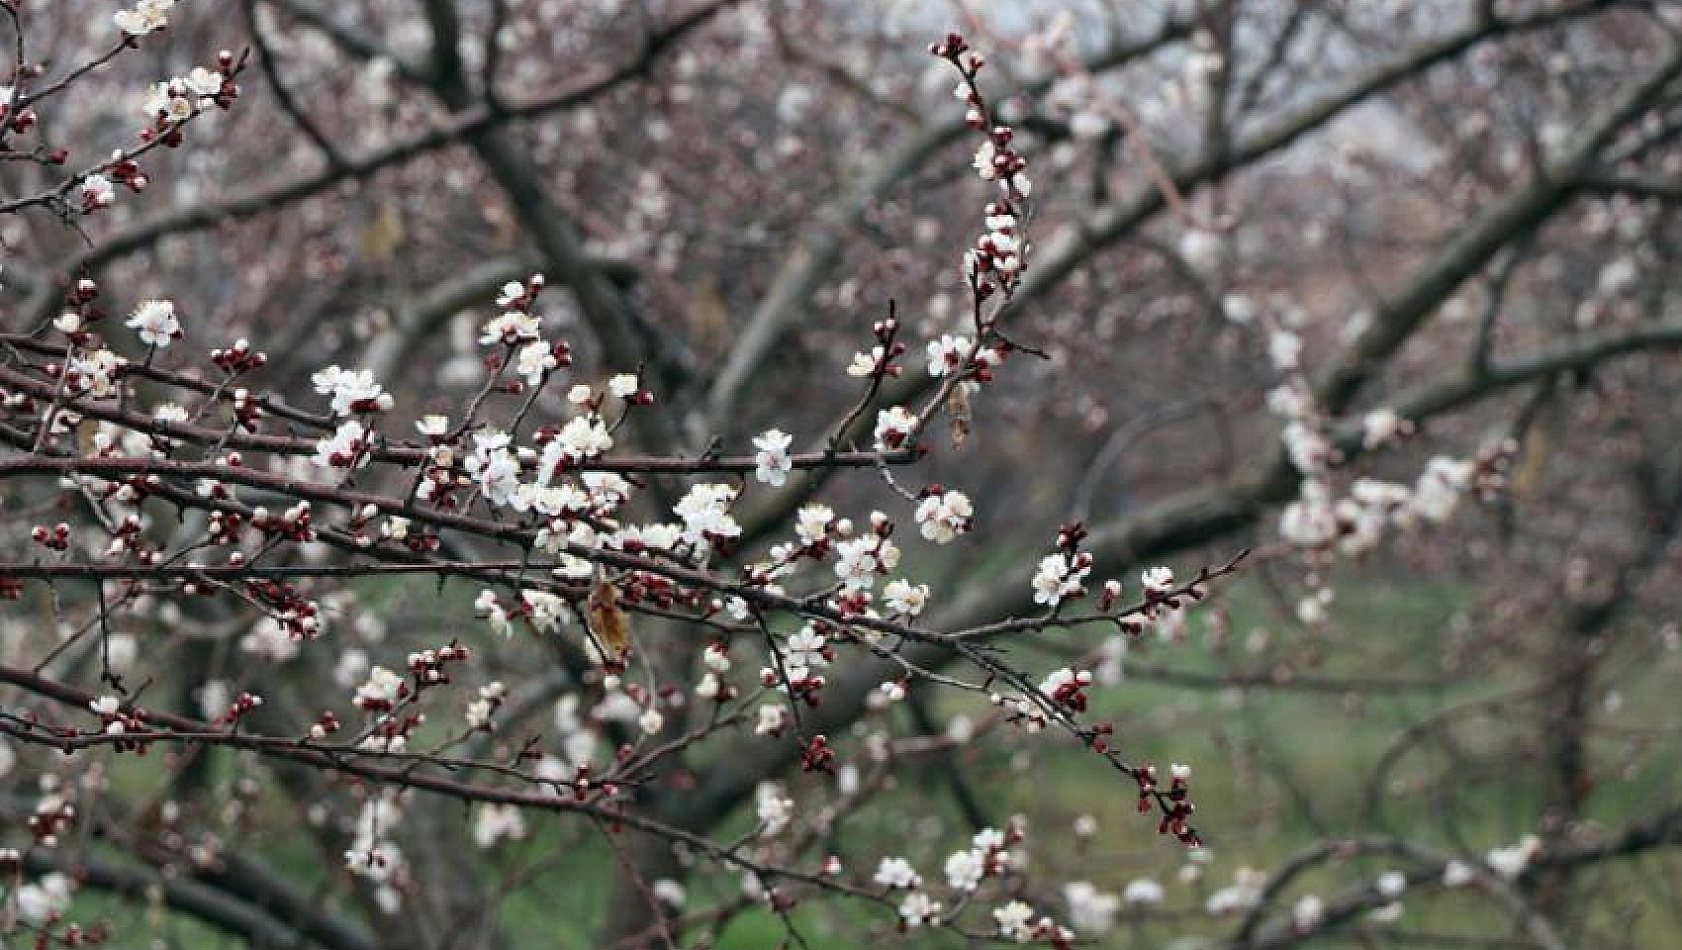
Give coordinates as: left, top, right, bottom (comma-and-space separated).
0, 27, 1258, 948
1254, 302, 1514, 625
873, 822, 1075, 940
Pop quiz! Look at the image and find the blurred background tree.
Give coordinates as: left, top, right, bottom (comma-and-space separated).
3, 1, 1682, 948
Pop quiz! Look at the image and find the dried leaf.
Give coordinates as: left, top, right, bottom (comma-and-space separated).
947, 386, 972, 449
587, 577, 631, 666
76, 417, 101, 456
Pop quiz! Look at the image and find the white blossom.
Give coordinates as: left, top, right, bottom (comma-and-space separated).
784, 625, 828, 669
594, 691, 641, 723
915, 490, 973, 544
555, 414, 613, 459
993, 900, 1036, 941
1362, 408, 1405, 448
582, 472, 631, 509
475, 590, 512, 636
114, 0, 174, 36
694, 672, 722, 700
465, 682, 505, 730
741, 872, 766, 903
899, 891, 942, 928
1222, 293, 1256, 324
479, 310, 542, 346
1280, 480, 1338, 547
465, 432, 520, 506
723, 596, 751, 621
846, 348, 883, 377
142, 81, 194, 121
1142, 567, 1176, 594
313, 421, 371, 478
1443, 860, 1475, 888
874, 856, 921, 889
972, 139, 999, 180
1282, 420, 1331, 475
1292, 894, 1325, 930
80, 174, 116, 211
198, 680, 231, 720
1206, 868, 1267, 915
754, 703, 788, 735
241, 617, 301, 661
1370, 901, 1403, 922
1032, 553, 1090, 607
495, 280, 530, 308
834, 533, 900, 590
1411, 456, 1475, 523
1123, 878, 1164, 904
522, 591, 571, 632
1267, 328, 1302, 370
184, 67, 223, 98
883, 578, 929, 616
674, 483, 741, 545
66, 348, 126, 398
1268, 384, 1313, 420
652, 879, 686, 910
106, 633, 138, 671
126, 299, 181, 348
1485, 835, 1541, 879
358, 734, 407, 754
945, 848, 987, 892
1064, 880, 1120, 933
1177, 228, 1224, 275
311, 366, 391, 416
754, 781, 793, 836
354, 667, 405, 708
873, 405, 917, 452
637, 707, 664, 736
607, 373, 640, 398
752, 428, 794, 486
794, 504, 833, 544
15, 872, 73, 924
926, 334, 972, 377
342, 795, 408, 910
515, 341, 557, 385
472, 803, 527, 848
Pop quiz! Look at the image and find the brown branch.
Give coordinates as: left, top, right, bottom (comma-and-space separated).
0, 664, 892, 907
20, 848, 367, 950
0, 366, 910, 471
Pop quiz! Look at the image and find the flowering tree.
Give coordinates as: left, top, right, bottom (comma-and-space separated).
2, 2, 1682, 949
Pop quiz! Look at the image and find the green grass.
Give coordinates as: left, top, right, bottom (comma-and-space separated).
688, 573, 1682, 948
17, 574, 1682, 949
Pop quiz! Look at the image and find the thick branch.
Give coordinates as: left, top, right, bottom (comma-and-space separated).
21, 848, 367, 950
